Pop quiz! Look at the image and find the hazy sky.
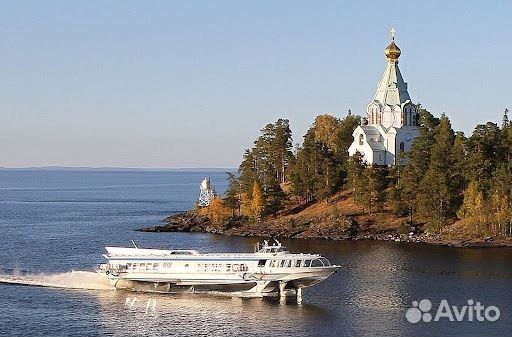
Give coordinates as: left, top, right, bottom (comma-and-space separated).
1, 1, 511, 168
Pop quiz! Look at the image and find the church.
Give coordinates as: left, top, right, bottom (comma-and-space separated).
348, 30, 419, 165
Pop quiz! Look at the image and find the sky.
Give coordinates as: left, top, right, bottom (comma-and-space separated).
1, 0, 511, 168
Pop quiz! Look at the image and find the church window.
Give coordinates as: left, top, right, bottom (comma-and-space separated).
399, 142, 405, 152
359, 134, 364, 145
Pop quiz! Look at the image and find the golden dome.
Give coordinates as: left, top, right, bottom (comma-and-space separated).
385, 38, 401, 61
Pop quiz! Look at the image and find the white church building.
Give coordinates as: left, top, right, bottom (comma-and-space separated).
348, 30, 419, 165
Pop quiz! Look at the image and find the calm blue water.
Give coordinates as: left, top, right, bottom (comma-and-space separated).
0, 170, 511, 337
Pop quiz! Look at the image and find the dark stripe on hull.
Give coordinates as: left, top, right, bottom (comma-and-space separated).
115, 279, 258, 293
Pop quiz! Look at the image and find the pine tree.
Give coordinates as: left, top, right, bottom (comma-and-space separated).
237, 119, 293, 214
399, 109, 440, 223
417, 114, 455, 233
347, 152, 368, 211
465, 122, 502, 191
450, 132, 467, 209
364, 165, 387, 214
224, 172, 241, 216
502, 108, 509, 129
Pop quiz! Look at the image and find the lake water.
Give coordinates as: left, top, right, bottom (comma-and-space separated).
0, 170, 511, 337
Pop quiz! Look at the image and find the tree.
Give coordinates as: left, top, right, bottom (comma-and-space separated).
205, 197, 231, 225
224, 172, 241, 216
465, 122, 502, 191
364, 165, 387, 214
237, 119, 293, 215
489, 165, 512, 235
251, 180, 265, 221
399, 109, 440, 223
457, 181, 484, 220
347, 152, 368, 211
417, 114, 456, 232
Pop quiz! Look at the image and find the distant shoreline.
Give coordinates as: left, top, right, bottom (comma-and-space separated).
0, 167, 236, 172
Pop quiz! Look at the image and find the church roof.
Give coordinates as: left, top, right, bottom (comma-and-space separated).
373, 33, 411, 107
368, 141, 386, 151
360, 125, 381, 135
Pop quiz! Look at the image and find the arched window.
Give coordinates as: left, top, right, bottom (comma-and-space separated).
399, 142, 405, 152
359, 134, 364, 145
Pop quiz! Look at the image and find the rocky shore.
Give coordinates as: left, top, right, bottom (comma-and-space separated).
137, 210, 512, 248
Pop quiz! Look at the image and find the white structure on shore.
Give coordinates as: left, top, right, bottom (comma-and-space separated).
198, 177, 214, 207
348, 29, 419, 165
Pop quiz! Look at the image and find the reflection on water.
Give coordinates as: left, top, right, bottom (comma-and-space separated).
2, 171, 512, 336
1, 239, 512, 337
93, 290, 329, 337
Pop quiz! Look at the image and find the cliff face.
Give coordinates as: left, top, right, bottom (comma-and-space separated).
138, 190, 512, 248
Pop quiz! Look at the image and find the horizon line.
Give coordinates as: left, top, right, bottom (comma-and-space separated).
0, 166, 237, 171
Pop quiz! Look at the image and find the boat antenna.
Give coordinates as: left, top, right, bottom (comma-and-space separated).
131, 240, 139, 249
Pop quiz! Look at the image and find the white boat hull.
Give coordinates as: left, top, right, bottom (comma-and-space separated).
99, 241, 340, 300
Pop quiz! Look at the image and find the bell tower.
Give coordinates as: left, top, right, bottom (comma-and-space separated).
367, 28, 417, 129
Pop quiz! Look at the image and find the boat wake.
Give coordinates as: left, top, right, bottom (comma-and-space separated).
0, 270, 111, 290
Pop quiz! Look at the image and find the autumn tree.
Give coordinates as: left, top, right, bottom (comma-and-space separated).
251, 180, 265, 221
291, 113, 360, 203
205, 197, 231, 225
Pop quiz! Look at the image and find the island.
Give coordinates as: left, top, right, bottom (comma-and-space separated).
140, 33, 512, 248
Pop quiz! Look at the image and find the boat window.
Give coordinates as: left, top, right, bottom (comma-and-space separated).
257, 260, 266, 267
153, 263, 159, 270
295, 260, 302, 267
320, 258, 331, 266
139, 263, 146, 269
286, 260, 292, 268
304, 260, 312, 267
279, 260, 286, 267
311, 259, 323, 267
126, 263, 132, 270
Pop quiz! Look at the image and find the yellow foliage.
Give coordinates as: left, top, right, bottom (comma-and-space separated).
205, 197, 230, 225
457, 181, 483, 219
313, 114, 341, 153
239, 193, 252, 217
251, 180, 265, 221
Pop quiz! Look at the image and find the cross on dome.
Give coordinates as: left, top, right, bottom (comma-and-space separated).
384, 28, 401, 61
390, 27, 396, 40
